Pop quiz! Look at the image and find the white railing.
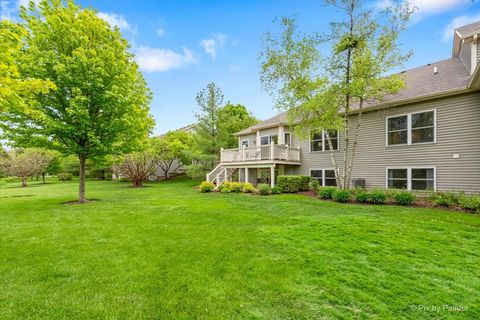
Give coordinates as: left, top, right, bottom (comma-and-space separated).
220, 143, 300, 163
206, 164, 224, 183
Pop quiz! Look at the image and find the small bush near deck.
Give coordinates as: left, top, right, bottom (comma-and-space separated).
395, 191, 416, 205
217, 182, 231, 192
276, 176, 302, 193
430, 192, 460, 207
220, 187, 231, 194
58, 173, 73, 181
355, 191, 369, 203
308, 179, 320, 193
199, 181, 214, 193
242, 183, 255, 193
271, 186, 282, 194
258, 184, 271, 196
332, 189, 350, 203
230, 182, 243, 193
369, 189, 387, 204
458, 194, 480, 213
318, 186, 337, 199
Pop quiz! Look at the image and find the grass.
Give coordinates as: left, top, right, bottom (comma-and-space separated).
0, 178, 479, 319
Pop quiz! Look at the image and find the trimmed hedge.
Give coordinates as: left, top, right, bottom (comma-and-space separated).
276, 175, 311, 193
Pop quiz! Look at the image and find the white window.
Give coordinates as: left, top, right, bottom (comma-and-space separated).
241, 139, 249, 147
386, 167, 435, 191
386, 110, 436, 146
310, 169, 337, 187
284, 132, 291, 146
260, 135, 278, 145
309, 130, 339, 152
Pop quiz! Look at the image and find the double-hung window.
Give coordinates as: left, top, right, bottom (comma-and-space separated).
284, 132, 291, 146
310, 169, 337, 187
310, 130, 339, 152
387, 110, 435, 146
241, 139, 249, 147
387, 167, 435, 191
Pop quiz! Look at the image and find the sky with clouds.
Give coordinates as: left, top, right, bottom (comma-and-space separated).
1, 0, 479, 135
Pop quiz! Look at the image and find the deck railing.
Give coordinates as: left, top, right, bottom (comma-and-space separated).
220, 143, 300, 163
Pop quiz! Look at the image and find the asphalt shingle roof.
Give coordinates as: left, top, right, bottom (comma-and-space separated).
236, 56, 472, 135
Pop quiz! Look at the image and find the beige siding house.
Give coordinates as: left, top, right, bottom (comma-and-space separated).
207, 21, 480, 193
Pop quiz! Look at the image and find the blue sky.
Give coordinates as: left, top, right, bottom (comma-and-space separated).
1, 0, 479, 135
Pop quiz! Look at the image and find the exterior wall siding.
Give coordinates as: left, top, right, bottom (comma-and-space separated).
289, 92, 480, 192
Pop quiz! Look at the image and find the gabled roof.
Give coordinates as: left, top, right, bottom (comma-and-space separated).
236, 57, 472, 136
455, 21, 480, 38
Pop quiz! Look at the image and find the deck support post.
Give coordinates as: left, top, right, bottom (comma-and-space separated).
270, 141, 274, 160
244, 168, 249, 183
270, 166, 275, 188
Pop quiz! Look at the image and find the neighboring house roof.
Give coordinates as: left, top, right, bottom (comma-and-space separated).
158, 122, 198, 138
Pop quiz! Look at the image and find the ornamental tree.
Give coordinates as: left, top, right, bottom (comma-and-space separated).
6, 148, 55, 187
151, 130, 193, 180
1, 0, 154, 202
113, 152, 158, 187
260, 0, 413, 189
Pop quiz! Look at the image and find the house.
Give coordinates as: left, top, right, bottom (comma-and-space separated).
207, 21, 480, 193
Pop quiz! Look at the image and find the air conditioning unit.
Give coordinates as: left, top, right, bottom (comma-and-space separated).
352, 178, 365, 188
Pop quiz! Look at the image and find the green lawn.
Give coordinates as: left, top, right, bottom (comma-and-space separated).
0, 179, 479, 319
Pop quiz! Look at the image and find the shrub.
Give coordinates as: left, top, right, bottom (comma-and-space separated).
318, 186, 337, 199
220, 187, 231, 194
308, 179, 320, 193
276, 176, 302, 193
258, 183, 271, 195
395, 191, 415, 205
299, 176, 311, 191
355, 191, 370, 203
271, 186, 282, 194
369, 189, 387, 204
230, 182, 243, 193
199, 181, 214, 193
332, 189, 350, 203
430, 192, 460, 207
242, 182, 255, 193
217, 181, 231, 192
58, 173, 73, 181
385, 189, 399, 200
2, 176, 18, 183
458, 194, 480, 213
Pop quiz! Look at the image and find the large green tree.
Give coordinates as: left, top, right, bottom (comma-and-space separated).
218, 103, 258, 149
260, 0, 412, 189
0, 20, 54, 113
193, 82, 224, 167
1, 0, 154, 202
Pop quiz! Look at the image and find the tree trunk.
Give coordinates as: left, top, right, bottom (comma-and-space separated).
79, 156, 86, 203
21, 177, 27, 187
42, 172, 46, 184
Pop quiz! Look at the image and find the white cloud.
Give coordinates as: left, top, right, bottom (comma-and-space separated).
135, 46, 197, 72
442, 12, 480, 41
97, 12, 134, 33
157, 28, 165, 37
200, 33, 227, 59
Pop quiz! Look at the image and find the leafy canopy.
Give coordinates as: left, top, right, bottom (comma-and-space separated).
1, 0, 154, 158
